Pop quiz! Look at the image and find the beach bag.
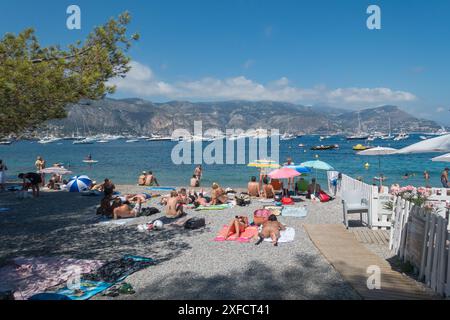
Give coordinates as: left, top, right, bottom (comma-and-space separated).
318, 191, 331, 203
235, 193, 251, 206
253, 209, 272, 226
274, 194, 282, 202
184, 217, 206, 230
140, 207, 160, 217
281, 197, 294, 205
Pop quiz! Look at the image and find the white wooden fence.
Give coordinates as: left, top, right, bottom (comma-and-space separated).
327, 171, 393, 229
389, 197, 450, 297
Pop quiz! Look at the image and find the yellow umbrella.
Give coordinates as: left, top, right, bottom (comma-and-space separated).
248, 160, 281, 185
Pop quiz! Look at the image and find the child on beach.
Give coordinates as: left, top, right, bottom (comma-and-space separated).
255, 214, 286, 247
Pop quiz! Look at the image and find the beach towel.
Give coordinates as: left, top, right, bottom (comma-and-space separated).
82, 255, 154, 284
195, 203, 231, 211
0, 257, 104, 300
146, 187, 176, 192
264, 227, 295, 243
282, 206, 308, 218
97, 217, 140, 226
53, 280, 113, 300
258, 199, 275, 203
214, 225, 258, 242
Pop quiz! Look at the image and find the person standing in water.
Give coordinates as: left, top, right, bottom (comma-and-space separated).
194, 165, 202, 182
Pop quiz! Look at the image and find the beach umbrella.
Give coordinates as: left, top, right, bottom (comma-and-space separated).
300, 160, 334, 171
431, 153, 450, 162
268, 167, 301, 192
300, 160, 334, 192
396, 134, 450, 154
248, 160, 280, 178
268, 167, 301, 179
39, 166, 73, 175
357, 146, 397, 187
284, 165, 312, 174
66, 175, 92, 192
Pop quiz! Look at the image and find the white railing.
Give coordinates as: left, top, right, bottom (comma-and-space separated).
327, 171, 393, 229
389, 197, 450, 297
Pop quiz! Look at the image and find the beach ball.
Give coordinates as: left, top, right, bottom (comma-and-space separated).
153, 220, 164, 230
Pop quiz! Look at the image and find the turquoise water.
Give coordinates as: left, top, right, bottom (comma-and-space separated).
0, 134, 445, 188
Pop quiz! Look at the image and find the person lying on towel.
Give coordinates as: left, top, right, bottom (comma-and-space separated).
112, 198, 143, 220
222, 216, 249, 240
255, 214, 286, 247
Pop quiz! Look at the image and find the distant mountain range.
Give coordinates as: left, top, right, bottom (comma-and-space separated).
39, 98, 442, 136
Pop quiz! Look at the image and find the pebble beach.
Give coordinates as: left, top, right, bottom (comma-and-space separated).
0, 184, 402, 300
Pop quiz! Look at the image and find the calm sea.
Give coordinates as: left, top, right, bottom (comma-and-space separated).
0, 134, 445, 188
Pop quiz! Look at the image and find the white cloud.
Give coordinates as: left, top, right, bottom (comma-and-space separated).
243, 59, 255, 69
437, 107, 445, 113
110, 61, 418, 106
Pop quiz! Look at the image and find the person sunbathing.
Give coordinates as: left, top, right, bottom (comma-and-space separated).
255, 214, 286, 247
247, 176, 260, 197
138, 171, 147, 186
222, 216, 249, 240
112, 198, 143, 220
126, 193, 152, 203
211, 183, 228, 205
261, 178, 275, 199
166, 191, 185, 218
145, 171, 160, 186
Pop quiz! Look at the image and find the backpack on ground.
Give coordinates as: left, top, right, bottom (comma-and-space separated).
235, 193, 251, 206
184, 217, 206, 230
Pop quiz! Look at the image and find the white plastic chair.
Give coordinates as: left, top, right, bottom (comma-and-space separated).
342, 190, 369, 229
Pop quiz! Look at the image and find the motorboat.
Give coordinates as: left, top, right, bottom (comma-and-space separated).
311, 144, 339, 151
353, 144, 373, 151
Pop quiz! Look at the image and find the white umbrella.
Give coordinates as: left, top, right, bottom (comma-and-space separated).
396, 134, 450, 154
358, 146, 397, 187
431, 153, 450, 162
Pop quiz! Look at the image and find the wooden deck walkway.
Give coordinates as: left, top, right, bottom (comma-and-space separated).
304, 224, 437, 300
351, 229, 390, 245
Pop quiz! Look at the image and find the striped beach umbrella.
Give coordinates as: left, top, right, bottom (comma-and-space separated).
67, 175, 93, 192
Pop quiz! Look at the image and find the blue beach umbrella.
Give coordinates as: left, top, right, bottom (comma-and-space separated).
67, 175, 93, 192
284, 165, 312, 174
300, 160, 334, 171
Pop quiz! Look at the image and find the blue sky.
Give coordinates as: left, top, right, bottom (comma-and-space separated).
1, 0, 450, 124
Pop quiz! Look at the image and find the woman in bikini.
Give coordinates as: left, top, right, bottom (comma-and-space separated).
220, 216, 249, 240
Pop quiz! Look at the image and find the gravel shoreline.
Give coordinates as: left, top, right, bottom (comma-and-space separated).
0, 185, 379, 299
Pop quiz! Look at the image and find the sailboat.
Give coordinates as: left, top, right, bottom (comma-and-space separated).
72, 115, 95, 144
380, 118, 394, 140
346, 112, 369, 140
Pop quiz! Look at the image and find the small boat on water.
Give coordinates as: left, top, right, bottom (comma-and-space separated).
0, 140, 13, 146
126, 139, 140, 143
298, 144, 306, 148
38, 137, 61, 144
311, 144, 339, 151
319, 135, 331, 141
83, 160, 99, 164
353, 144, 373, 151
73, 138, 95, 145
393, 132, 410, 141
